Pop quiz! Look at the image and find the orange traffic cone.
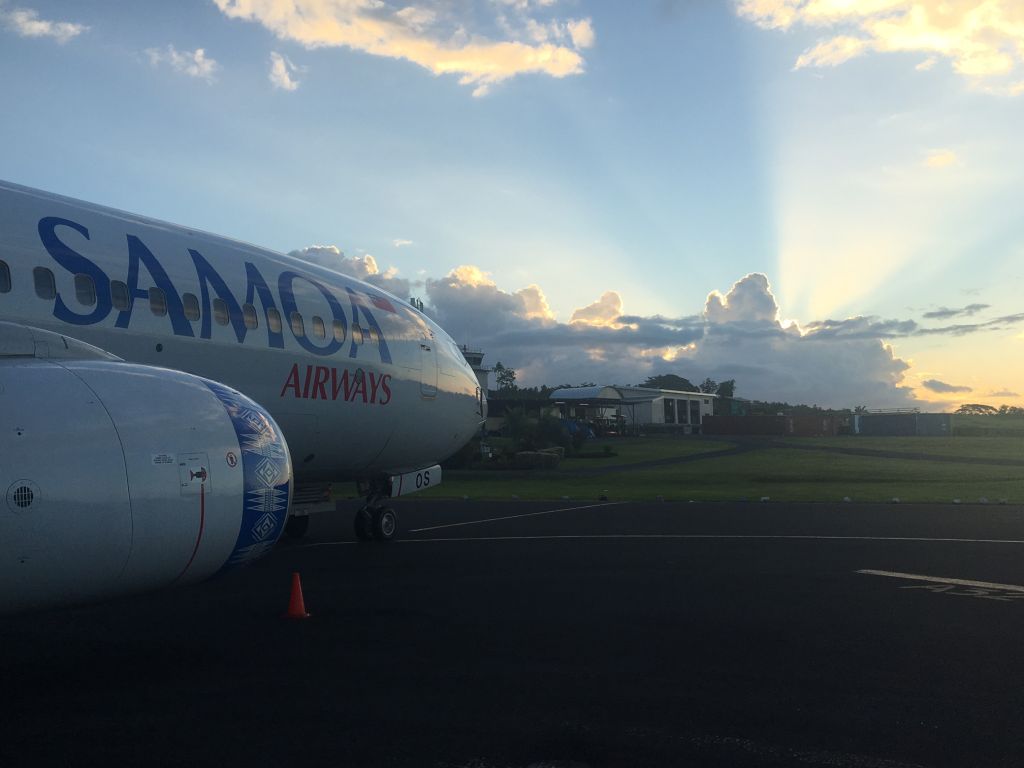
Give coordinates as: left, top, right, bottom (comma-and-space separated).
283, 572, 311, 619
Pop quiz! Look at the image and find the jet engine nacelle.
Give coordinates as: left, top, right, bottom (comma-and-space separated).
0, 355, 293, 615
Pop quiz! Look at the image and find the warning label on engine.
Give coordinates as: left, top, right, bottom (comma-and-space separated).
178, 453, 211, 495
152, 453, 174, 466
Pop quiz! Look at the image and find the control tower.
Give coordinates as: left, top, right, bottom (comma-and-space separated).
459, 346, 490, 394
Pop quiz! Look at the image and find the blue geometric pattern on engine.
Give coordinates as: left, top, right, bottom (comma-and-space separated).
204, 380, 292, 572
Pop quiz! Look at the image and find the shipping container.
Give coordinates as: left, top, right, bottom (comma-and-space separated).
786, 414, 841, 437
702, 415, 786, 436
914, 413, 952, 436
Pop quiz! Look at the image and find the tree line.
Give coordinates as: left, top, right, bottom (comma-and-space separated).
955, 404, 1024, 416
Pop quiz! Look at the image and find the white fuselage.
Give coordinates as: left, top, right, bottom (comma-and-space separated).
0, 180, 484, 482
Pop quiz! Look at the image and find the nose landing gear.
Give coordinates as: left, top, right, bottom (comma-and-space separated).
353, 502, 398, 542
354, 478, 399, 542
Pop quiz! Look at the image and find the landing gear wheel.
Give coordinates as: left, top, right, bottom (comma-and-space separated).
353, 507, 374, 542
372, 507, 398, 541
285, 515, 310, 539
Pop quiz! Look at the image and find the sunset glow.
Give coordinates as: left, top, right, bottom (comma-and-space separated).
1, 1, 1020, 409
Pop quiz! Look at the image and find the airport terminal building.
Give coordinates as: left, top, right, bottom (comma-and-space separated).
550, 385, 716, 433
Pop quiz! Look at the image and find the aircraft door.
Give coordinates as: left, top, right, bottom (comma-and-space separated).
420, 333, 437, 398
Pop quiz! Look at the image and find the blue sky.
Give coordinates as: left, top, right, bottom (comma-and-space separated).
2, 0, 1022, 407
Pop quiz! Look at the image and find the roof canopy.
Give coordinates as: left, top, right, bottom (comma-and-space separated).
551, 385, 716, 405
550, 386, 622, 401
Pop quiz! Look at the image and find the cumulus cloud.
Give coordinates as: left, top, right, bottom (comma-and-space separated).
735, 0, 1024, 93
269, 51, 303, 90
570, 291, 624, 327
794, 35, 870, 68
689, 274, 916, 407
922, 379, 972, 394
424, 269, 917, 407
567, 18, 595, 49
923, 303, 990, 320
289, 245, 410, 298
276, 252, 1015, 408
924, 149, 958, 169
146, 45, 219, 82
704, 273, 779, 325
1, 6, 87, 43
213, 0, 593, 96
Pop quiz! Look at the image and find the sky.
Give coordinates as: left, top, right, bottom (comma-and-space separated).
1, 0, 1022, 409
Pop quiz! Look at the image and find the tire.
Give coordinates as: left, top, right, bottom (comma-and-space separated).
371, 507, 398, 541
284, 515, 310, 539
353, 507, 374, 542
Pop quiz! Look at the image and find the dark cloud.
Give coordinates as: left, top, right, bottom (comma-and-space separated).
687, 275, 916, 408
802, 312, 1024, 340
802, 317, 918, 340
922, 303, 990, 320
280, 253, 1012, 408
922, 379, 973, 394
917, 313, 1024, 336
990, 390, 1020, 398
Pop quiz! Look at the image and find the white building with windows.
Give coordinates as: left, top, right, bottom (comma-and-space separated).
550, 385, 716, 433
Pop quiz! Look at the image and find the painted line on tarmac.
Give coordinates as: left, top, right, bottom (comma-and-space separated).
407, 501, 624, 533
301, 533, 1024, 548
857, 569, 1024, 593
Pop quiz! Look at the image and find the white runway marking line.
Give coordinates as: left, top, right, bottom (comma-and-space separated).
857, 569, 1024, 593
407, 501, 624, 533
301, 533, 1024, 548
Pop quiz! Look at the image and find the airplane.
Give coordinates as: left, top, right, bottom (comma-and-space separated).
0, 179, 486, 614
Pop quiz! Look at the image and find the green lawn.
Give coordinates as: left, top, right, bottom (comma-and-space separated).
420, 435, 1024, 503
779, 436, 1024, 461
952, 415, 1024, 436
557, 436, 732, 470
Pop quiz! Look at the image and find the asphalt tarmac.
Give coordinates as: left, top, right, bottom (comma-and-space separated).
4, 500, 1024, 768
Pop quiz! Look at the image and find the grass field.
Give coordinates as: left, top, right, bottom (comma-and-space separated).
419, 434, 1024, 503
952, 415, 1024, 436
780, 436, 1024, 461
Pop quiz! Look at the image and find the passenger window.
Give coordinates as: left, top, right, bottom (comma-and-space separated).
351, 323, 364, 345
332, 319, 346, 342
267, 308, 282, 334
111, 280, 130, 310
33, 267, 55, 300
242, 303, 258, 330
149, 287, 167, 317
0, 260, 10, 293
213, 298, 230, 326
183, 293, 200, 321
290, 311, 305, 338
312, 315, 326, 340
74, 273, 96, 307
